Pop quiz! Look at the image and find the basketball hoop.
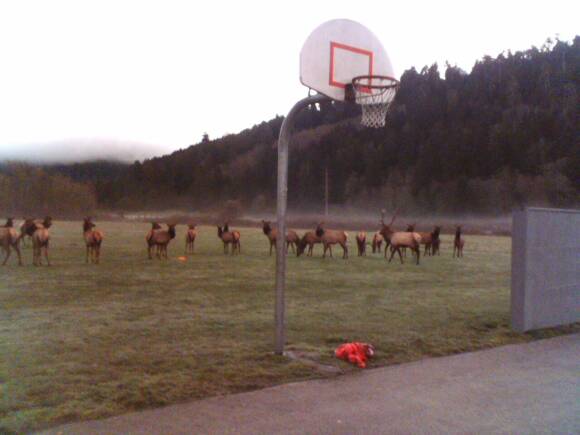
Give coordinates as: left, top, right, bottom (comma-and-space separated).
350, 75, 399, 128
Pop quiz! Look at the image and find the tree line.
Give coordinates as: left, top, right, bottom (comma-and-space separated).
0, 164, 97, 217
3, 36, 578, 216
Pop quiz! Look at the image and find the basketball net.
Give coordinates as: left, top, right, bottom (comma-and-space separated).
351, 76, 399, 128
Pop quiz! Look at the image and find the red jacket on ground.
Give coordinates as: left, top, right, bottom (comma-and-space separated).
335, 342, 374, 368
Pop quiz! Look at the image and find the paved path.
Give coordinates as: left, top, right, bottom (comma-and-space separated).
40, 334, 580, 435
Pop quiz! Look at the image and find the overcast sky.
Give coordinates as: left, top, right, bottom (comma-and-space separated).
0, 0, 577, 163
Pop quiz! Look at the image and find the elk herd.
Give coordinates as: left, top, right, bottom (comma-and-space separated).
1, 211, 466, 266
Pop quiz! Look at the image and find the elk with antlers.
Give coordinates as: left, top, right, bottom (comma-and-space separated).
217, 223, 241, 255
453, 225, 465, 258
379, 210, 421, 265
21, 216, 52, 266
185, 224, 197, 254
1, 218, 23, 266
83, 217, 104, 264
356, 231, 367, 256
261, 220, 299, 255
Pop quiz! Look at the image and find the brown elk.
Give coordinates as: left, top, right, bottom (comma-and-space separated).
417, 225, 441, 256
83, 217, 104, 264
379, 210, 421, 265
146, 222, 162, 259
296, 230, 321, 257
356, 231, 367, 256
18, 219, 32, 248
261, 220, 299, 255
431, 226, 441, 255
149, 223, 177, 259
217, 223, 241, 255
22, 216, 52, 266
432, 232, 441, 255
315, 223, 348, 259
453, 225, 465, 258
371, 232, 384, 254
1, 218, 23, 266
185, 224, 197, 254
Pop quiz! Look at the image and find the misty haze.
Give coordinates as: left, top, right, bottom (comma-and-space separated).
0, 139, 171, 163
1, 2, 579, 434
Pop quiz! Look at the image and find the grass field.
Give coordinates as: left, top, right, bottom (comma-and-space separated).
1, 221, 577, 433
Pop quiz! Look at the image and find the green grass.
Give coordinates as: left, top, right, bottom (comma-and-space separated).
0, 221, 577, 433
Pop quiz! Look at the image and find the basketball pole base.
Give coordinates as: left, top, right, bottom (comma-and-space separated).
275, 93, 329, 355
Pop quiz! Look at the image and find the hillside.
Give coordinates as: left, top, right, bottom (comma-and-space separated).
2, 37, 579, 216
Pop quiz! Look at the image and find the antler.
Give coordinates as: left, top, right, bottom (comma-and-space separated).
388, 207, 400, 227
380, 209, 386, 225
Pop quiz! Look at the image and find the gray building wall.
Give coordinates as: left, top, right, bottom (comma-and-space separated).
511, 207, 580, 332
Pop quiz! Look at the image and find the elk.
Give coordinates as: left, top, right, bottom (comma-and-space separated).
217, 223, 241, 255
185, 224, 197, 254
356, 231, 367, 256
261, 220, 299, 255
371, 232, 383, 254
149, 223, 177, 259
432, 235, 441, 256
296, 230, 321, 257
315, 223, 348, 259
431, 226, 441, 255
18, 219, 31, 248
22, 216, 52, 266
453, 225, 465, 258
146, 222, 162, 259
83, 217, 104, 264
417, 225, 441, 256
379, 210, 421, 265
1, 217, 23, 266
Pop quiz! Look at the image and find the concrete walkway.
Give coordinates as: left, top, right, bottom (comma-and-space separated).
40, 334, 579, 435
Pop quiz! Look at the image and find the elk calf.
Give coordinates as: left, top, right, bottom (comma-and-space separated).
1, 218, 23, 266
453, 225, 465, 258
262, 220, 299, 255
356, 232, 366, 256
316, 223, 348, 259
217, 223, 241, 255
185, 224, 197, 254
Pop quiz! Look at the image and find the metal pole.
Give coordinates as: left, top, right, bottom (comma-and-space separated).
275, 93, 328, 355
325, 166, 329, 218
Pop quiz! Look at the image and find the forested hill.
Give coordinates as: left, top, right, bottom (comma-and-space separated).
32, 37, 580, 214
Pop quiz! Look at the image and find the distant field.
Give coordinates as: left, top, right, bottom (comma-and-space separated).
1, 221, 576, 433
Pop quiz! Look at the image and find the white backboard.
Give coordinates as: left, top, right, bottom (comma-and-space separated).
300, 19, 395, 101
